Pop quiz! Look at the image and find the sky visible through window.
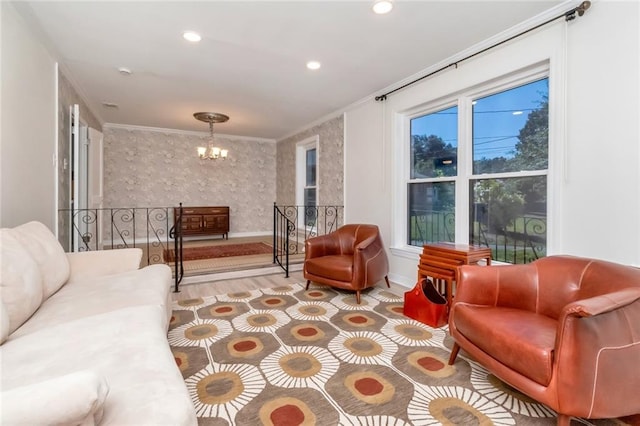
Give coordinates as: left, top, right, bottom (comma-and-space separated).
411, 78, 548, 161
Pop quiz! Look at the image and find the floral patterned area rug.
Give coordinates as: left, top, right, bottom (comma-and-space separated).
168, 284, 632, 425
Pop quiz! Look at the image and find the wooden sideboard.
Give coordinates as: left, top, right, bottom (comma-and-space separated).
175, 206, 229, 239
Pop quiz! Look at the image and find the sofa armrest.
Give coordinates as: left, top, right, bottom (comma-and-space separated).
552, 290, 640, 417
66, 248, 143, 282
1, 371, 109, 425
304, 234, 340, 259
562, 287, 640, 318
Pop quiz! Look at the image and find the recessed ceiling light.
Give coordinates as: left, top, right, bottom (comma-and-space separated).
373, 0, 393, 14
183, 31, 201, 42
306, 61, 321, 70
102, 102, 119, 109
118, 67, 132, 76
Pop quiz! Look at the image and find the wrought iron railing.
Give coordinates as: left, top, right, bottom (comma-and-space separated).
409, 209, 547, 264
273, 203, 344, 276
59, 206, 184, 291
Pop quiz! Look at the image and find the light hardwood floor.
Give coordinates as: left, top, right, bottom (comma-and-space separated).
171, 271, 407, 301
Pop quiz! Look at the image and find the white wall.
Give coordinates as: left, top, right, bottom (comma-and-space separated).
0, 2, 57, 229
345, 1, 640, 287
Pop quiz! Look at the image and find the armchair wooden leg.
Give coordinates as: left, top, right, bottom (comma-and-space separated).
355, 291, 361, 304
384, 276, 390, 288
305, 280, 311, 290
556, 414, 572, 426
448, 343, 460, 365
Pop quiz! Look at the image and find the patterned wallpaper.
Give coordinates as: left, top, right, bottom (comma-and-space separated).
57, 71, 101, 250
276, 115, 344, 206
103, 127, 276, 234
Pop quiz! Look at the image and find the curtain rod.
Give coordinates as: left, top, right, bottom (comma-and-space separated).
375, 1, 591, 102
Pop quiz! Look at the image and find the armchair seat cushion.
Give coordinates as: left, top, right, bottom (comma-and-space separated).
305, 255, 353, 282
455, 304, 557, 386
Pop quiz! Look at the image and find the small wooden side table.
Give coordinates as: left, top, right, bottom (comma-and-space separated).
418, 242, 492, 307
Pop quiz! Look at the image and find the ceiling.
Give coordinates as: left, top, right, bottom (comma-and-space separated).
18, 1, 565, 140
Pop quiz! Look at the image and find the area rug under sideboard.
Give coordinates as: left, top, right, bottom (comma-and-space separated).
163, 242, 272, 262
166, 284, 610, 425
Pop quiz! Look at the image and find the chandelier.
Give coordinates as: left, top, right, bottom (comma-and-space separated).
194, 112, 229, 160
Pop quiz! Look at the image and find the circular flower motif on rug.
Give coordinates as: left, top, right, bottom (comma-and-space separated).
258, 296, 288, 308
470, 365, 555, 418
331, 293, 381, 310
289, 323, 326, 342
407, 351, 457, 379
384, 304, 406, 317
261, 345, 339, 389
381, 319, 447, 347
407, 385, 514, 425
344, 371, 396, 404
286, 301, 337, 321
170, 309, 195, 329
202, 303, 243, 318
342, 312, 377, 328
169, 319, 233, 347
261, 285, 296, 295
227, 336, 265, 358
301, 288, 335, 302
369, 288, 404, 303
232, 309, 291, 334
177, 298, 205, 308
338, 414, 409, 426
216, 290, 258, 302
186, 362, 265, 419
328, 331, 398, 365
259, 397, 316, 426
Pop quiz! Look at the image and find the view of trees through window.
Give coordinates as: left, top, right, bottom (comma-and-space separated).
408, 78, 548, 263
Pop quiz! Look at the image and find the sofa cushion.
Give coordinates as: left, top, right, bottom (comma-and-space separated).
9, 264, 172, 339
305, 255, 354, 282
454, 304, 557, 386
0, 305, 197, 426
11, 221, 70, 299
0, 229, 43, 334
0, 370, 109, 425
0, 301, 9, 344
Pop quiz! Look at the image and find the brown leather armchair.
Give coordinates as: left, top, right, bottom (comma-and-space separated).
448, 255, 640, 425
304, 224, 390, 304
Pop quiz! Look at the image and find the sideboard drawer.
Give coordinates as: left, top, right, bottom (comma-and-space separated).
174, 206, 230, 239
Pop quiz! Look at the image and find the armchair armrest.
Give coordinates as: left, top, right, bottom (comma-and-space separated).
553, 288, 640, 416
353, 234, 388, 287
304, 233, 340, 259
66, 248, 143, 282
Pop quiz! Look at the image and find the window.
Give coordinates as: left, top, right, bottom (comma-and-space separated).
407, 74, 549, 263
304, 148, 317, 224
296, 136, 319, 228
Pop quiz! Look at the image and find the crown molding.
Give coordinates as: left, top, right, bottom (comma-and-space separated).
103, 123, 276, 143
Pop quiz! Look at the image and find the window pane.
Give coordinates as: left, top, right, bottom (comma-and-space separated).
410, 106, 458, 178
473, 78, 548, 174
408, 182, 455, 246
304, 188, 317, 226
306, 148, 316, 186
470, 176, 546, 263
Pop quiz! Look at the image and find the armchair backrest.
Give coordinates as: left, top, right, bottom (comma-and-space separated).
535, 256, 640, 319
332, 224, 381, 255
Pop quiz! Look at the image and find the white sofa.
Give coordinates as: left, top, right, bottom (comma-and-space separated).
0, 221, 196, 425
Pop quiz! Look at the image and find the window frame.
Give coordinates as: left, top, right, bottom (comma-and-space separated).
296, 135, 319, 229
396, 64, 552, 263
